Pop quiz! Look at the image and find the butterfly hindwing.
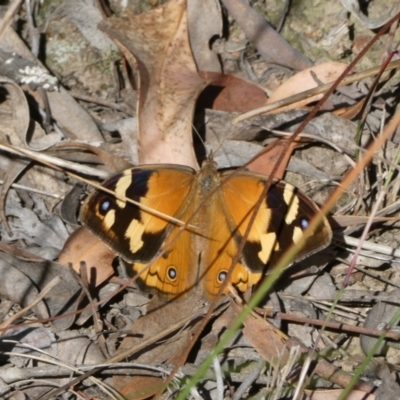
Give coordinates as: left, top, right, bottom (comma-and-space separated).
132, 215, 196, 298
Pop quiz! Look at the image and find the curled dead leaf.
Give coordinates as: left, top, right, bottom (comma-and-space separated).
59, 227, 116, 287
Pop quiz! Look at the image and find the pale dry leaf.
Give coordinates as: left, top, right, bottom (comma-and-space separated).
201, 108, 310, 145
48, 330, 106, 365
0, 160, 30, 234
0, 50, 58, 91
7, 327, 55, 367
100, 0, 207, 167
287, 157, 339, 181
101, 117, 139, 165
3, 330, 106, 400
375, 367, 400, 400
307, 272, 337, 299
286, 112, 369, 158
210, 140, 263, 168
266, 62, 349, 112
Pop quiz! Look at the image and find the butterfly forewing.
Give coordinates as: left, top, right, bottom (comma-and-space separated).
80, 165, 196, 264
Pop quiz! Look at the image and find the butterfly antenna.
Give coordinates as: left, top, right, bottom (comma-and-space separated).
192, 121, 205, 148
191, 120, 211, 165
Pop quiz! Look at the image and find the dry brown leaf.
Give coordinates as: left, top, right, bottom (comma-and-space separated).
335, 97, 367, 119
100, 0, 206, 167
58, 227, 116, 287
266, 62, 349, 112
120, 376, 166, 400
198, 71, 267, 112
231, 301, 289, 367
246, 139, 302, 179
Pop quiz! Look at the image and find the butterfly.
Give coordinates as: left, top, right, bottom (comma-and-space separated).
80, 159, 332, 300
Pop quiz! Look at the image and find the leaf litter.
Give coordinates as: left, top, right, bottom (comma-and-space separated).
0, 0, 399, 399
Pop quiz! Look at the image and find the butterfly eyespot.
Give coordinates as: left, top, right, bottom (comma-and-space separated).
99, 199, 112, 215
300, 217, 309, 230
217, 270, 228, 284
167, 266, 177, 281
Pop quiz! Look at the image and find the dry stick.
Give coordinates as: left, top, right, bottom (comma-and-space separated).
0, 142, 110, 179
276, 312, 400, 340
70, 91, 134, 116
232, 360, 264, 400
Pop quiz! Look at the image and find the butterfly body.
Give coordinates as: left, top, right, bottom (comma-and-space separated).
80, 160, 332, 299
